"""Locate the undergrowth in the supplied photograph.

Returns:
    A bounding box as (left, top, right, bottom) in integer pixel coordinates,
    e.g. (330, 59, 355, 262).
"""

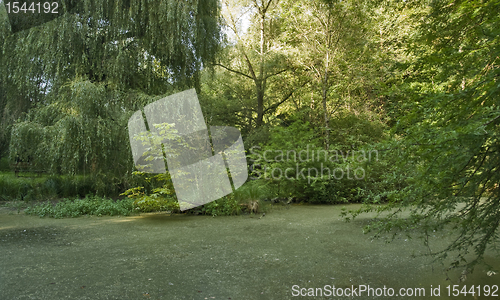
(24, 195, 134, 218)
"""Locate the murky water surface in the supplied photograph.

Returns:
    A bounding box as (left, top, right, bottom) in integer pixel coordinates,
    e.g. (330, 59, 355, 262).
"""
(1, 204, 498, 299)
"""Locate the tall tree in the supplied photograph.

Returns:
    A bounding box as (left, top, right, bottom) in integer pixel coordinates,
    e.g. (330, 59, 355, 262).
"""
(281, 0, 375, 148)
(216, 0, 307, 128)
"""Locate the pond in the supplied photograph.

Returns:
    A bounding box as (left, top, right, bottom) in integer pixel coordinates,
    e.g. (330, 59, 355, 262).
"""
(0, 204, 498, 299)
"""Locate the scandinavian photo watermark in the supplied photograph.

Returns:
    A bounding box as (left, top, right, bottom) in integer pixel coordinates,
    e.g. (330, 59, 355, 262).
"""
(249, 145, 379, 183)
(291, 284, 426, 297)
(127, 89, 248, 211)
(291, 284, 499, 297)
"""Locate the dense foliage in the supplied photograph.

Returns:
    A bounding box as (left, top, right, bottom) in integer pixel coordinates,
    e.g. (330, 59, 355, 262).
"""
(345, 0, 500, 271)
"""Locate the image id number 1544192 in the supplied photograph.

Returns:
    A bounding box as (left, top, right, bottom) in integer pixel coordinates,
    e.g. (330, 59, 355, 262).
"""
(5, 2, 58, 14)
(446, 285, 498, 297)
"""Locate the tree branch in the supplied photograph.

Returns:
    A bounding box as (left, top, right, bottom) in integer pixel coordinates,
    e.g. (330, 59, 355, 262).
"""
(241, 51, 258, 81)
(264, 68, 288, 80)
(214, 63, 254, 80)
(483, 114, 500, 126)
(264, 80, 311, 114)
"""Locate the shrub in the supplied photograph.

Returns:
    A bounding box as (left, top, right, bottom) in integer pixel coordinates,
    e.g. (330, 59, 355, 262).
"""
(196, 195, 242, 216)
(0, 173, 44, 200)
(233, 180, 272, 201)
(0, 172, 129, 200)
(121, 172, 181, 213)
(131, 195, 180, 213)
(0, 157, 9, 171)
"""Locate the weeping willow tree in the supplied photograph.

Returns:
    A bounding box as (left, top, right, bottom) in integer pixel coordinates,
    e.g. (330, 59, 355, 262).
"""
(0, 2, 11, 156)
(1, 0, 222, 183)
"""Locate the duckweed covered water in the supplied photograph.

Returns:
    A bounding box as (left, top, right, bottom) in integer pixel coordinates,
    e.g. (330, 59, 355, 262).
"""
(0, 204, 498, 299)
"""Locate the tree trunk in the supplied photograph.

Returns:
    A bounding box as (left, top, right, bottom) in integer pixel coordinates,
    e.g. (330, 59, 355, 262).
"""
(256, 10, 266, 127)
(323, 51, 330, 150)
(256, 84, 265, 127)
